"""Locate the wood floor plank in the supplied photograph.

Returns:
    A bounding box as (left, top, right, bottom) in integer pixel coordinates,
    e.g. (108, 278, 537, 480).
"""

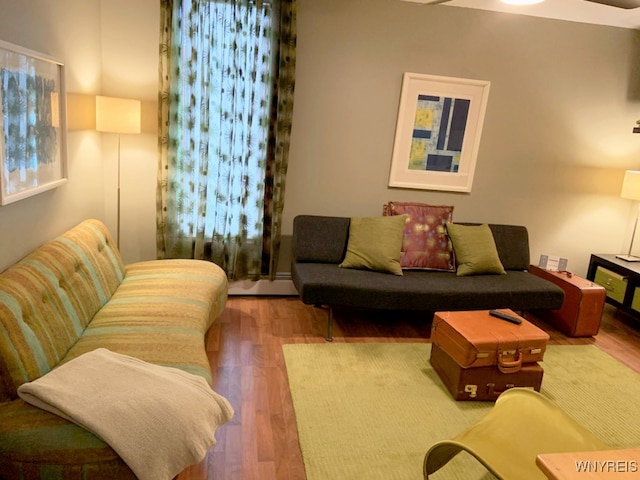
(175, 296, 640, 480)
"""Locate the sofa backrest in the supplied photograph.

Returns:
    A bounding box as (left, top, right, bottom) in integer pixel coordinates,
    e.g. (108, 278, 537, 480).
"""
(0, 219, 124, 400)
(485, 224, 530, 271)
(292, 215, 530, 271)
(292, 215, 351, 264)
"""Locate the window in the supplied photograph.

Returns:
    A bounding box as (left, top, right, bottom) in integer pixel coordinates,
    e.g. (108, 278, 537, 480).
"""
(158, 0, 296, 280)
(170, 0, 274, 239)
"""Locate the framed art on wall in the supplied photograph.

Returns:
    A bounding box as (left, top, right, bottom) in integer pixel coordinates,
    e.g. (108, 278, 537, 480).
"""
(0, 39, 67, 206)
(388, 72, 490, 193)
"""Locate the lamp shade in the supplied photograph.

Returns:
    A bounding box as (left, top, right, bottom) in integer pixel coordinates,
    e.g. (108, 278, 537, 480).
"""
(96, 96, 141, 134)
(621, 170, 640, 201)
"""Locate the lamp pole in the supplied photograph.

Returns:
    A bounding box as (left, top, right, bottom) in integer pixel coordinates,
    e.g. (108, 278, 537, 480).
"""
(117, 134, 122, 249)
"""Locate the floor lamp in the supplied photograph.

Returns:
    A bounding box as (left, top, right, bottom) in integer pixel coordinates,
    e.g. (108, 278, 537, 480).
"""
(95, 96, 141, 249)
(617, 170, 640, 262)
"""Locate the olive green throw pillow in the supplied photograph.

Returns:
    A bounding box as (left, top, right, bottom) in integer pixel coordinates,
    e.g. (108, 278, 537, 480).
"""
(446, 223, 506, 276)
(339, 215, 408, 275)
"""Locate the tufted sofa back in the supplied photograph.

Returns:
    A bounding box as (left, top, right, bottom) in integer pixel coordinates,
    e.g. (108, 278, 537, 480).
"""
(0, 219, 124, 400)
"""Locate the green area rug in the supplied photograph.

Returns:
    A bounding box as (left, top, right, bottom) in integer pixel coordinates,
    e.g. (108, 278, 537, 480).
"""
(283, 343, 640, 480)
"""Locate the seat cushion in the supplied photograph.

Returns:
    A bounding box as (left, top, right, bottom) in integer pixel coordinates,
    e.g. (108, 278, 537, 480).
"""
(292, 262, 564, 312)
(63, 259, 227, 384)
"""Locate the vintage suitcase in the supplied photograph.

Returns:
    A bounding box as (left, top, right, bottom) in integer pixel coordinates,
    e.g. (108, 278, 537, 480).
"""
(430, 343, 544, 401)
(431, 310, 549, 373)
(529, 264, 606, 337)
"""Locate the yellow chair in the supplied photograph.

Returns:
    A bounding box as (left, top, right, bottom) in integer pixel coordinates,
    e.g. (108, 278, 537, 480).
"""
(423, 388, 610, 479)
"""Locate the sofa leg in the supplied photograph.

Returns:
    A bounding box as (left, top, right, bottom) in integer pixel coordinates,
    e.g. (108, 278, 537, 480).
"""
(326, 307, 334, 342)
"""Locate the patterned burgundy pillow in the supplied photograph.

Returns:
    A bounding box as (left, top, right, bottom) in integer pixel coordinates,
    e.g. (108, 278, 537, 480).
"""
(383, 201, 455, 271)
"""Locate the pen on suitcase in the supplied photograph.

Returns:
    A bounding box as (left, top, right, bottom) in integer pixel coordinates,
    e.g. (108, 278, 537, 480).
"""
(489, 309, 522, 325)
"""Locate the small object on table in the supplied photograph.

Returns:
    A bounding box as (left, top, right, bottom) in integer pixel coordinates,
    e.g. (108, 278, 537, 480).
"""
(489, 309, 522, 324)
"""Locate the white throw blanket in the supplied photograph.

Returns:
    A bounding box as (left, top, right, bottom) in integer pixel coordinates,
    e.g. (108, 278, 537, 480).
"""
(18, 348, 234, 480)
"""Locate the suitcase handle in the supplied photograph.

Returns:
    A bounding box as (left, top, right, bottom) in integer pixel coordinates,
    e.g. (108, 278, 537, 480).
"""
(497, 350, 522, 373)
(487, 383, 515, 396)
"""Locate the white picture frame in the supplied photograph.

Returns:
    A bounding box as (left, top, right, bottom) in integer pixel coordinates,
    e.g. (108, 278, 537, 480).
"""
(0, 39, 67, 206)
(388, 72, 490, 193)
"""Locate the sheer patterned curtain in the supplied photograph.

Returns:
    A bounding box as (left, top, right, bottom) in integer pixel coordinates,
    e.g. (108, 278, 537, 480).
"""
(157, 0, 296, 280)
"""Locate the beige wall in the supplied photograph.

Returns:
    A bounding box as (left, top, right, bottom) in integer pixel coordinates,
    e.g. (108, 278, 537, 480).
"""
(0, 0, 103, 272)
(1, 0, 640, 278)
(0, 0, 158, 270)
(99, 0, 159, 265)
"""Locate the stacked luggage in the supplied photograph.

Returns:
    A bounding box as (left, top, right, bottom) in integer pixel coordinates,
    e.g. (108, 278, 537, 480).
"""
(430, 309, 550, 401)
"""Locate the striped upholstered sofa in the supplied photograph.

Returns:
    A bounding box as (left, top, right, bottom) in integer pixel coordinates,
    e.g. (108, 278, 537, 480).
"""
(0, 219, 229, 479)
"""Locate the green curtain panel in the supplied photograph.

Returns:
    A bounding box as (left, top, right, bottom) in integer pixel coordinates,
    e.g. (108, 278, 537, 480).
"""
(157, 0, 296, 281)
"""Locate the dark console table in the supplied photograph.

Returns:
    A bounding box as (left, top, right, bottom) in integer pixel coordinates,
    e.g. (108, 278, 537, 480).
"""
(587, 254, 640, 321)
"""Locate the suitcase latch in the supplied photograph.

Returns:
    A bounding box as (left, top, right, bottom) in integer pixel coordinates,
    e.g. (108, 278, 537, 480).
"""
(464, 385, 478, 398)
(530, 347, 542, 355)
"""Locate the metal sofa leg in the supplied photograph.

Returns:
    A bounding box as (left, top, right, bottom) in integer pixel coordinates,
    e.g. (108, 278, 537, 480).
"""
(326, 307, 334, 342)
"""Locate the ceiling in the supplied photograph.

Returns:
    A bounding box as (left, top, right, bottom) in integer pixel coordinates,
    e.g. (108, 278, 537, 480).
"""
(401, 0, 640, 29)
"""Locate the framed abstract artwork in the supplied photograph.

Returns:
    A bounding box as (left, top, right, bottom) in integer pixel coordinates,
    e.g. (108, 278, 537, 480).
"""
(0, 39, 67, 206)
(389, 72, 490, 192)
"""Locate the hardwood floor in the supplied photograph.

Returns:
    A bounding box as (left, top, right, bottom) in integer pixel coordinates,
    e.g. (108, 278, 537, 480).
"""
(176, 297, 640, 480)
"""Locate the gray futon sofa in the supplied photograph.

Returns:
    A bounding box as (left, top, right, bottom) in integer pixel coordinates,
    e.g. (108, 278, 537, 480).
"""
(291, 215, 564, 340)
